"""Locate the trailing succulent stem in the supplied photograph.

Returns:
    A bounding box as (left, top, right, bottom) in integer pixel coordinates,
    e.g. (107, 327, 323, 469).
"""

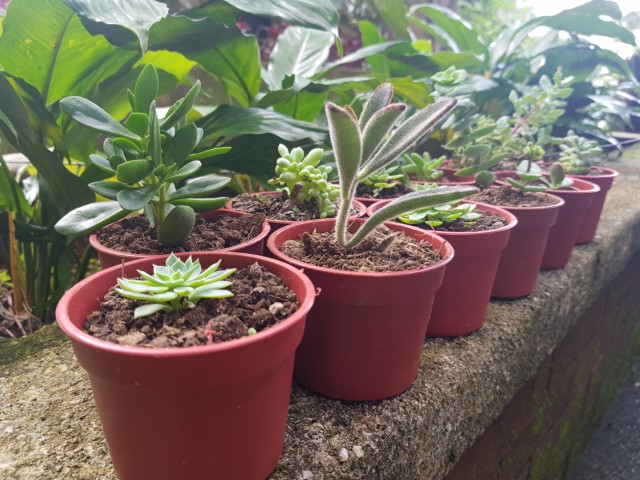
(504, 159, 573, 193)
(325, 83, 477, 249)
(55, 64, 231, 246)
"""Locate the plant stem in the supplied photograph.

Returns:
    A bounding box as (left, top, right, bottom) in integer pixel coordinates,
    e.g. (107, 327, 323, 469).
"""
(8, 212, 23, 313)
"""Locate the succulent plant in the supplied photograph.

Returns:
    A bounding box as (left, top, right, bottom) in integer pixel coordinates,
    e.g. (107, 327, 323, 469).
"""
(358, 165, 405, 197)
(557, 130, 603, 174)
(325, 83, 477, 249)
(55, 64, 231, 246)
(116, 253, 236, 319)
(399, 152, 445, 182)
(267, 144, 339, 218)
(504, 160, 573, 193)
(398, 202, 482, 228)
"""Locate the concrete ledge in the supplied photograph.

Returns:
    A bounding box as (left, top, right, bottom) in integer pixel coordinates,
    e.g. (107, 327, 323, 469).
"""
(1, 148, 640, 480)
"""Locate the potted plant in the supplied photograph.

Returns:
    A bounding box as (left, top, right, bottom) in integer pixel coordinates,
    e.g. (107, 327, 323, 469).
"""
(367, 196, 517, 336)
(54, 65, 269, 268)
(56, 251, 315, 479)
(225, 144, 366, 231)
(468, 170, 565, 298)
(557, 131, 618, 244)
(267, 84, 477, 400)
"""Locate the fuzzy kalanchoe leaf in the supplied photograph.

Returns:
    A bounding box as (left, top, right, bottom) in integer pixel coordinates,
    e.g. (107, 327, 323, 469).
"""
(326, 83, 467, 249)
(116, 253, 236, 319)
(55, 64, 231, 245)
(268, 144, 339, 218)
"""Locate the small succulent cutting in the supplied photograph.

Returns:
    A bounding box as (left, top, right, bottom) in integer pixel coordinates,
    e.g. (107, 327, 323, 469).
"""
(399, 152, 445, 182)
(398, 202, 482, 228)
(268, 144, 339, 218)
(504, 159, 573, 193)
(55, 64, 231, 246)
(358, 165, 405, 197)
(116, 253, 236, 319)
(326, 83, 477, 249)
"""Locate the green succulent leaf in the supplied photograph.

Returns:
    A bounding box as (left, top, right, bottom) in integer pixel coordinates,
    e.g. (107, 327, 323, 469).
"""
(171, 197, 229, 212)
(125, 112, 150, 137)
(164, 123, 198, 167)
(133, 303, 169, 319)
(361, 103, 407, 163)
(187, 147, 232, 161)
(112, 137, 143, 156)
(117, 184, 161, 211)
(116, 159, 154, 184)
(167, 174, 231, 201)
(359, 83, 394, 129)
(163, 161, 202, 183)
(134, 64, 159, 114)
(109, 154, 127, 170)
(90, 181, 131, 200)
(54, 201, 130, 236)
(160, 80, 201, 130)
(445, 125, 497, 149)
(88, 154, 116, 174)
(149, 100, 162, 167)
(60, 96, 140, 140)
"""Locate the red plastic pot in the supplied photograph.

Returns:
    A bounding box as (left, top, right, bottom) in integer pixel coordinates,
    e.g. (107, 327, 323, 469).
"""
(367, 200, 517, 336)
(485, 189, 565, 298)
(90, 209, 270, 269)
(267, 218, 453, 401)
(225, 191, 366, 228)
(568, 167, 618, 244)
(541, 178, 599, 269)
(56, 252, 315, 480)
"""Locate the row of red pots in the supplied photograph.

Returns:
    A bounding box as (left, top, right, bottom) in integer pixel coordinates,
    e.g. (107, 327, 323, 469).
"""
(56, 169, 616, 479)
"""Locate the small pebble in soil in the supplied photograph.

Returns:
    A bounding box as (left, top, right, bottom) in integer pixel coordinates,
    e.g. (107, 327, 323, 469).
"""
(353, 445, 364, 458)
(302, 471, 314, 480)
(339, 448, 349, 462)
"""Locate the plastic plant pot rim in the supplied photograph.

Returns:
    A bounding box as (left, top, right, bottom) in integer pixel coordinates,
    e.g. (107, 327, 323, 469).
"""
(266, 218, 455, 279)
(568, 167, 619, 180)
(225, 192, 367, 221)
(546, 177, 600, 195)
(366, 199, 519, 237)
(56, 251, 315, 358)
(89, 209, 271, 262)
(490, 184, 567, 212)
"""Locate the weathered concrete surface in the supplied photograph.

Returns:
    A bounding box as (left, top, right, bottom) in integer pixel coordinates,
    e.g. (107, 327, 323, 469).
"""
(1, 149, 639, 480)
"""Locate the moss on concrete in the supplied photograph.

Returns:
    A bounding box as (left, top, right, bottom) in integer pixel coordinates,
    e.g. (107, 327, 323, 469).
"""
(1, 148, 640, 479)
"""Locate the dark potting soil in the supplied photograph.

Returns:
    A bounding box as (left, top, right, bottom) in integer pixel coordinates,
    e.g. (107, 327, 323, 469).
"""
(355, 182, 414, 199)
(469, 185, 559, 208)
(280, 226, 441, 272)
(232, 192, 328, 221)
(84, 263, 299, 348)
(434, 212, 507, 232)
(96, 213, 265, 255)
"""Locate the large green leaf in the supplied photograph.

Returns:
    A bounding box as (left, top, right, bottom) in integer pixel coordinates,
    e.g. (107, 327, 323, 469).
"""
(372, 0, 409, 41)
(264, 26, 334, 91)
(409, 4, 487, 58)
(148, 12, 260, 106)
(54, 201, 129, 236)
(222, 0, 339, 35)
(197, 105, 327, 144)
(61, 0, 168, 52)
(0, 0, 137, 106)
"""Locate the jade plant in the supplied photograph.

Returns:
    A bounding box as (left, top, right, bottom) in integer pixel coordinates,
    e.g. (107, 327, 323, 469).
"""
(557, 130, 603, 174)
(55, 64, 231, 246)
(325, 83, 477, 249)
(267, 144, 339, 218)
(116, 253, 236, 319)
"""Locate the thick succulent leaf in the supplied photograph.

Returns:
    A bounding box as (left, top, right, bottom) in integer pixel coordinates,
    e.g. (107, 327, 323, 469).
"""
(190, 288, 234, 303)
(164, 123, 198, 167)
(88, 154, 115, 174)
(444, 125, 497, 149)
(359, 99, 457, 179)
(163, 161, 202, 183)
(171, 197, 229, 212)
(361, 103, 407, 163)
(117, 278, 168, 294)
(345, 186, 478, 248)
(455, 153, 508, 177)
(116, 159, 154, 184)
(264, 26, 334, 91)
(359, 83, 394, 129)
(54, 201, 129, 236)
(325, 103, 362, 189)
(134, 64, 159, 114)
(61, 0, 169, 52)
(90, 181, 131, 200)
(167, 174, 231, 201)
(187, 147, 231, 161)
(149, 100, 162, 167)
(133, 303, 169, 319)
(117, 184, 161, 211)
(60, 96, 140, 140)
(160, 80, 201, 129)
(125, 113, 150, 137)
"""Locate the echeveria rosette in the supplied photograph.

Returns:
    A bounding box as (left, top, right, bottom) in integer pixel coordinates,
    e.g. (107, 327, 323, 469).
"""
(400, 152, 445, 182)
(54, 64, 231, 246)
(268, 144, 339, 218)
(557, 130, 603, 175)
(399, 203, 483, 228)
(325, 83, 478, 249)
(116, 253, 236, 319)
